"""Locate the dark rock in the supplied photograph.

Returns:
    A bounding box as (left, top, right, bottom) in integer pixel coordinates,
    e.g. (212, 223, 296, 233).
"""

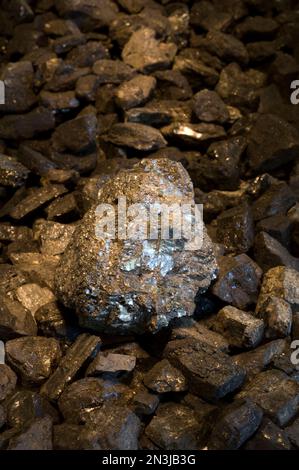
(50, 151, 97, 175)
(10, 252, 60, 290)
(173, 55, 219, 87)
(201, 31, 249, 66)
(45, 64, 90, 92)
(0, 61, 37, 113)
(145, 403, 201, 450)
(192, 89, 229, 124)
(252, 182, 296, 222)
(0, 155, 29, 188)
(132, 389, 159, 416)
(76, 74, 100, 101)
(161, 122, 226, 146)
(233, 339, 286, 379)
(285, 418, 299, 448)
(0, 107, 55, 140)
(212, 254, 262, 309)
(253, 232, 299, 272)
(143, 359, 187, 394)
(247, 41, 277, 63)
(212, 306, 264, 349)
(17, 144, 58, 177)
(256, 215, 292, 248)
(44, 168, 80, 185)
(237, 370, 299, 426)
(34, 220, 75, 256)
(207, 399, 263, 450)
(0, 295, 37, 340)
(14, 283, 55, 316)
(236, 16, 279, 40)
(43, 19, 81, 37)
(9, 185, 68, 220)
(115, 75, 156, 110)
(35, 302, 68, 338)
(0, 405, 5, 430)
(40, 90, 80, 110)
(45, 193, 80, 222)
(247, 114, 299, 173)
(52, 34, 86, 55)
(8, 417, 53, 450)
(5, 336, 62, 385)
(215, 204, 254, 254)
(245, 418, 291, 450)
(164, 338, 245, 401)
(55, 159, 217, 335)
(55, 0, 118, 31)
(86, 352, 136, 377)
(216, 63, 266, 110)
(93, 59, 136, 84)
(171, 318, 229, 352)
(67, 41, 108, 67)
(126, 99, 192, 126)
(154, 70, 192, 101)
(190, 1, 233, 31)
(6, 390, 59, 429)
(255, 296, 292, 339)
(122, 27, 177, 73)
(0, 224, 32, 243)
(52, 114, 97, 154)
(41, 334, 101, 401)
(105, 123, 167, 151)
(0, 364, 17, 402)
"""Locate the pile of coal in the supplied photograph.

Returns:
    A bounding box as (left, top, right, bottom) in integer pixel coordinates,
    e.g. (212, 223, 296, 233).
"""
(0, 0, 299, 452)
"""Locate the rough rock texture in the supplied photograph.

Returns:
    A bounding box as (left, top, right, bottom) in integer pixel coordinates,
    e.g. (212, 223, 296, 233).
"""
(55, 159, 217, 334)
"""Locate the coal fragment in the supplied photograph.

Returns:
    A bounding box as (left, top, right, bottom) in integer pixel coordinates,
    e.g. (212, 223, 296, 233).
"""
(245, 418, 291, 450)
(0, 364, 17, 402)
(0, 295, 37, 340)
(55, 159, 217, 335)
(17, 144, 58, 177)
(161, 122, 226, 146)
(8, 417, 53, 450)
(52, 114, 97, 154)
(45, 193, 80, 222)
(41, 334, 101, 401)
(93, 59, 136, 84)
(133, 389, 159, 416)
(255, 297, 292, 339)
(0, 155, 29, 188)
(15, 283, 55, 317)
(35, 302, 68, 338)
(10, 252, 60, 290)
(5, 336, 62, 385)
(164, 338, 245, 401)
(236, 16, 279, 40)
(154, 70, 192, 101)
(253, 231, 299, 272)
(257, 215, 292, 248)
(40, 90, 80, 110)
(285, 418, 299, 448)
(0, 61, 37, 113)
(237, 370, 299, 426)
(55, 0, 118, 31)
(115, 75, 156, 110)
(252, 182, 296, 222)
(216, 204, 254, 254)
(105, 123, 167, 151)
(9, 185, 67, 220)
(0, 107, 55, 140)
(122, 27, 177, 73)
(212, 254, 262, 309)
(0, 405, 5, 430)
(86, 353, 136, 377)
(67, 41, 108, 67)
(213, 306, 264, 349)
(201, 31, 249, 66)
(145, 403, 201, 450)
(171, 318, 229, 352)
(257, 267, 299, 313)
(207, 399, 263, 450)
(192, 89, 229, 124)
(173, 55, 219, 87)
(190, 1, 233, 31)
(143, 359, 187, 394)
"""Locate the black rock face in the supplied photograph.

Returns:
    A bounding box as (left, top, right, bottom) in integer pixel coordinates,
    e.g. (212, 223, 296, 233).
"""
(0, 0, 299, 452)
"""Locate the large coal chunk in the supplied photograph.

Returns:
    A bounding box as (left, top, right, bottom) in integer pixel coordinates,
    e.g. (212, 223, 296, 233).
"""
(52, 114, 97, 154)
(256, 266, 299, 312)
(143, 359, 187, 394)
(247, 114, 299, 173)
(0, 61, 37, 113)
(164, 338, 245, 401)
(8, 417, 53, 450)
(105, 123, 167, 151)
(245, 418, 291, 450)
(0, 107, 55, 140)
(0, 295, 37, 340)
(55, 159, 217, 335)
(215, 204, 254, 254)
(5, 336, 62, 385)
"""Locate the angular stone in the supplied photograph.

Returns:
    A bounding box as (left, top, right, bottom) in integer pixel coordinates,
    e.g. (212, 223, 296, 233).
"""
(34, 220, 76, 256)
(190, 1, 233, 31)
(255, 296, 292, 339)
(145, 403, 201, 450)
(132, 389, 159, 416)
(192, 89, 229, 124)
(253, 232, 299, 272)
(212, 254, 262, 309)
(164, 338, 245, 401)
(105, 123, 167, 151)
(8, 417, 53, 450)
(0, 405, 5, 430)
(252, 182, 296, 221)
(15, 283, 55, 316)
(5, 336, 62, 385)
(161, 122, 225, 145)
(247, 41, 276, 63)
(55, 159, 217, 335)
(201, 31, 249, 65)
(67, 41, 108, 67)
(122, 27, 177, 73)
(41, 334, 101, 401)
(285, 418, 299, 448)
(0, 295, 37, 340)
(143, 359, 187, 394)
(35, 302, 67, 338)
(0, 107, 55, 140)
(257, 215, 292, 248)
(45, 193, 80, 222)
(213, 306, 264, 349)
(45, 64, 90, 92)
(154, 70, 192, 101)
(245, 418, 291, 450)
(10, 252, 60, 290)
(0, 224, 32, 243)
(52, 33, 86, 55)
(216, 63, 266, 109)
(171, 318, 229, 352)
(6, 390, 59, 429)
(0, 364, 17, 402)
(237, 370, 299, 426)
(237, 16, 279, 39)
(0, 155, 29, 188)
(173, 55, 219, 87)
(216, 204, 254, 254)
(207, 399, 263, 450)
(126, 99, 192, 126)
(55, 0, 118, 30)
(43, 18, 81, 37)
(40, 90, 80, 110)
(86, 352, 136, 377)
(0, 61, 37, 113)
(52, 114, 97, 154)
(93, 59, 136, 84)
(247, 114, 299, 172)
(115, 75, 156, 110)
(17, 144, 58, 177)
(9, 185, 67, 220)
